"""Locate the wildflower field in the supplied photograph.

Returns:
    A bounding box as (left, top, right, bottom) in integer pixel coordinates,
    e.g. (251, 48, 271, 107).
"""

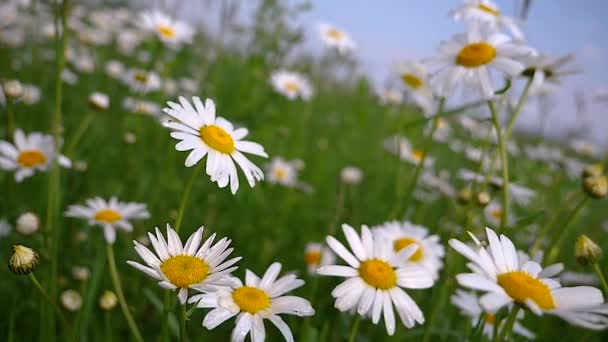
(1, 0, 608, 341)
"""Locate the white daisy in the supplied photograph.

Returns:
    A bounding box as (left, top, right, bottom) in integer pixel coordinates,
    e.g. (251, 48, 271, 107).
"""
(304, 242, 336, 275)
(270, 70, 313, 101)
(127, 224, 241, 304)
(483, 201, 514, 228)
(140, 10, 194, 47)
(450, 227, 608, 330)
(377, 88, 403, 106)
(162, 96, 268, 194)
(372, 221, 445, 281)
(318, 23, 355, 54)
(65, 197, 150, 244)
(521, 53, 580, 90)
(0, 129, 70, 182)
(189, 262, 315, 341)
(266, 157, 302, 188)
(317, 224, 434, 335)
(429, 22, 534, 99)
(0, 219, 11, 238)
(451, 290, 535, 339)
(395, 60, 436, 116)
(384, 135, 434, 167)
(450, 0, 525, 40)
(123, 68, 161, 94)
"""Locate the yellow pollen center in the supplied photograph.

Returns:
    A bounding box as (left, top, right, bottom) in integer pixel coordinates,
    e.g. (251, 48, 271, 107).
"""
(199, 125, 235, 154)
(411, 149, 424, 162)
(17, 150, 46, 168)
(478, 4, 500, 16)
(94, 209, 122, 223)
(359, 259, 396, 290)
(284, 81, 300, 93)
(160, 255, 209, 288)
(401, 74, 423, 89)
(327, 28, 343, 40)
(456, 43, 497, 68)
(134, 72, 148, 83)
(485, 313, 496, 325)
(491, 209, 503, 220)
(393, 238, 424, 262)
(157, 25, 175, 38)
(274, 167, 287, 180)
(497, 271, 555, 310)
(304, 251, 322, 265)
(232, 286, 271, 314)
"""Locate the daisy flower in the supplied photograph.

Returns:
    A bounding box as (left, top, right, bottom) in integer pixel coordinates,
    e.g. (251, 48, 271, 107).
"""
(265, 157, 302, 188)
(450, 227, 608, 330)
(127, 224, 241, 304)
(162, 96, 268, 194)
(318, 23, 355, 54)
(123, 68, 161, 94)
(451, 290, 535, 339)
(521, 53, 581, 90)
(429, 23, 534, 99)
(0, 129, 70, 182)
(304, 242, 336, 275)
(450, 0, 525, 40)
(140, 10, 194, 47)
(372, 221, 445, 281)
(318, 224, 434, 335)
(270, 70, 313, 101)
(189, 262, 315, 341)
(65, 197, 150, 244)
(377, 88, 403, 106)
(396, 60, 436, 115)
(384, 135, 434, 168)
(483, 201, 514, 228)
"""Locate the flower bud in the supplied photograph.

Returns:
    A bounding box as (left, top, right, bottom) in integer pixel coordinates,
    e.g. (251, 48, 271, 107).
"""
(582, 163, 604, 179)
(60, 289, 83, 312)
(457, 187, 472, 205)
(3, 79, 23, 99)
(8, 245, 39, 275)
(340, 166, 363, 185)
(583, 175, 607, 199)
(16, 212, 39, 235)
(88, 92, 109, 111)
(575, 234, 602, 265)
(475, 191, 490, 207)
(72, 266, 90, 281)
(99, 290, 118, 310)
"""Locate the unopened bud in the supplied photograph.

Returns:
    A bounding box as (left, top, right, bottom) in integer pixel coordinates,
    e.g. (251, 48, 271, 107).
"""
(575, 234, 602, 265)
(458, 188, 472, 205)
(99, 290, 118, 310)
(16, 212, 39, 235)
(582, 164, 604, 179)
(583, 175, 607, 199)
(8, 245, 39, 275)
(4, 79, 23, 99)
(88, 92, 109, 111)
(476, 192, 490, 207)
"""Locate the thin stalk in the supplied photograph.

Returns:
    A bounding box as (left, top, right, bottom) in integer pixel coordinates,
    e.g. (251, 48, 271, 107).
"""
(174, 162, 203, 233)
(422, 248, 455, 342)
(545, 197, 589, 265)
(106, 244, 144, 342)
(504, 78, 533, 140)
(28, 273, 76, 342)
(64, 111, 95, 158)
(328, 181, 345, 235)
(488, 101, 510, 231)
(347, 315, 361, 342)
(179, 304, 188, 342)
(5, 97, 15, 138)
(593, 263, 608, 296)
(530, 191, 576, 255)
(104, 312, 112, 342)
(495, 306, 520, 342)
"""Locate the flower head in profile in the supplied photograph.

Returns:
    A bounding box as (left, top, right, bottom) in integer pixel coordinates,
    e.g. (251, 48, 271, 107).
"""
(429, 23, 534, 99)
(451, 0, 525, 40)
(520, 53, 581, 90)
(189, 262, 314, 341)
(304, 242, 335, 275)
(395, 60, 436, 116)
(318, 23, 355, 54)
(318, 224, 434, 335)
(483, 201, 514, 228)
(123, 68, 161, 94)
(65, 197, 150, 244)
(450, 227, 608, 330)
(384, 136, 434, 168)
(270, 70, 313, 101)
(140, 10, 194, 47)
(0, 129, 70, 182)
(128, 225, 241, 304)
(163, 96, 268, 194)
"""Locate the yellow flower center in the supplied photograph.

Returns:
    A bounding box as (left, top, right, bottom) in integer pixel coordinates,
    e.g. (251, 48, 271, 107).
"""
(393, 238, 424, 262)
(17, 150, 47, 168)
(200, 125, 235, 154)
(497, 271, 555, 310)
(456, 43, 497, 68)
(359, 259, 397, 290)
(491, 209, 503, 220)
(411, 149, 424, 162)
(401, 74, 423, 89)
(284, 81, 300, 93)
(304, 251, 322, 265)
(160, 255, 210, 288)
(274, 167, 287, 180)
(94, 209, 122, 223)
(478, 4, 500, 16)
(157, 24, 175, 38)
(485, 313, 496, 325)
(232, 286, 271, 314)
(134, 72, 148, 83)
(327, 28, 343, 40)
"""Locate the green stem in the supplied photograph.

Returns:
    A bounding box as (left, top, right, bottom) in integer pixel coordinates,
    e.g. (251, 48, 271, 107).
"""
(106, 244, 143, 342)
(174, 162, 203, 233)
(488, 101, 510, 231)
(64, 112, 95, 158)
(179, 304, 188, 342)
(422, 248, 455, 342)
(495, 306, 520, 342)
(28, 273, 76, 342)
(5, 97, 15, 138)
(545, 197, 589, 265)
(504, 78, 533, 140)
(347, 315, 361, 342)
(530, 191, 576, 255)
(593, 263, 608, 296)
(104, 312, 112, 342)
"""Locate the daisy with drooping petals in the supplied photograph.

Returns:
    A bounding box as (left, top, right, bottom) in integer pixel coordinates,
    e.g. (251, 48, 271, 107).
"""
(65, 197, 150, 244)
(318, 23, 355, 54)
(162, 96, 268, 194)
(384, 135, 434, 168)
(395, 60, 436, 116)
(372, 221, 444, 281)
(140, 10, 194, 47)
(451, 290, 535, 339)
(520, 53, 580, 90)
(0, 129, 70, 182)
(128, 224, 241, 304)
(189, 262, 315, 341)
(304, 242, 335, 275)
(450, 227, 608, 330)
(318, 224, 434, 335)
(270, 70, 313, 101)
(451, 0, 525, 40)
(429, 23, 534, 99)
(123, 68, 161, 94)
